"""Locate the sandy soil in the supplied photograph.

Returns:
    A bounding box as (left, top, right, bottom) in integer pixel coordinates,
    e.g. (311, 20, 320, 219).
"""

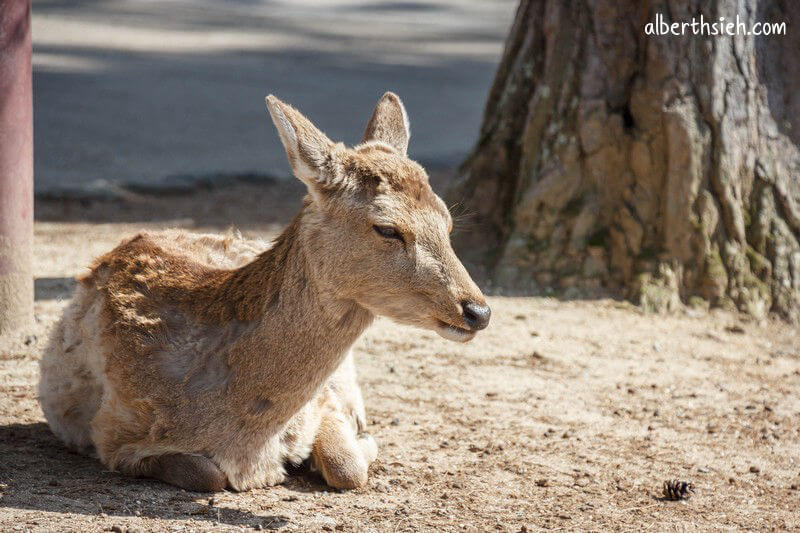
(1, 181, 799, 531)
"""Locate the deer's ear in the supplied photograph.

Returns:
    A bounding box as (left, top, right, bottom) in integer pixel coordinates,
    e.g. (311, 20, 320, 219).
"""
(265, 95, 343, 200)
(360, 92, 410, 155)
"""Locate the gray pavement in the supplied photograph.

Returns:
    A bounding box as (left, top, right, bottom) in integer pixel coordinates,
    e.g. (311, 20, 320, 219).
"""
(32, 0, 516, 194)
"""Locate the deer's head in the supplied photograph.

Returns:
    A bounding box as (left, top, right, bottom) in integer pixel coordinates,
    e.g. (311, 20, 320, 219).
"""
(266, 92, 490, 342)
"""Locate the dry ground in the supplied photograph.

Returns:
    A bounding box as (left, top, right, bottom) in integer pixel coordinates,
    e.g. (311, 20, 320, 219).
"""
(1, 181, 799, 531)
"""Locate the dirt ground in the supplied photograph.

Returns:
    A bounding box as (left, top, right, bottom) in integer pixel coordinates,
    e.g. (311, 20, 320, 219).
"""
(1, 180, 799, 531)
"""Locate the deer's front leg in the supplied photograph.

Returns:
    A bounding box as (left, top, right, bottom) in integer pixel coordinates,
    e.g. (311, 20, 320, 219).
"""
(311, 408, 377, 489)
(311, 352, 378, 489)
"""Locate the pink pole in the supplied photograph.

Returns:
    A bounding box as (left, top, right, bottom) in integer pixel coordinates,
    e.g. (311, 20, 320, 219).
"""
(0, 0, 33, 336)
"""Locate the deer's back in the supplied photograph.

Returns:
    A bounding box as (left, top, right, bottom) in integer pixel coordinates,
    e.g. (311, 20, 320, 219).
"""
(76, 230, 273, 447)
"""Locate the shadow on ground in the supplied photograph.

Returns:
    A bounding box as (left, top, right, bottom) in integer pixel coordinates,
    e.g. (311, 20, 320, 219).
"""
(0, 422, 336, 529)
(35, 277, 76, 301)
(33, 0, 515, 195)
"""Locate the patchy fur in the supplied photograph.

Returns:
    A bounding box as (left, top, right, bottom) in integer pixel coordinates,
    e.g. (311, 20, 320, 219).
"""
(39, 92, 488, 491)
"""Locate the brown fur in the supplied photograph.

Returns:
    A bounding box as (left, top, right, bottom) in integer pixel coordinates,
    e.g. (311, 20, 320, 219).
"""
(39, 92, 489, 492)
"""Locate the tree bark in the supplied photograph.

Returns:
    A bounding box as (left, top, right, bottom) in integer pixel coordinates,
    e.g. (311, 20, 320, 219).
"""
(452, 0, 800, 320)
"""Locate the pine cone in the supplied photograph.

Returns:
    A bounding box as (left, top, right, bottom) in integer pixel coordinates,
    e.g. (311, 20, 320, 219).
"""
(662, 479, 695, 500)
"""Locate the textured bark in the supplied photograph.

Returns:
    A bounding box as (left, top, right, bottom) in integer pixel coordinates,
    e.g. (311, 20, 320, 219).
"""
(453, 0, 800, 320)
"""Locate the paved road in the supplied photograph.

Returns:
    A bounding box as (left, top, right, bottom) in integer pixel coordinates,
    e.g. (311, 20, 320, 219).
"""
(32, 0, 516, 194)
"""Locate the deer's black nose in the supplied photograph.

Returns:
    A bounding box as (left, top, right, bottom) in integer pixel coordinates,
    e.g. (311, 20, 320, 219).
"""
(462, 300, 491, 331)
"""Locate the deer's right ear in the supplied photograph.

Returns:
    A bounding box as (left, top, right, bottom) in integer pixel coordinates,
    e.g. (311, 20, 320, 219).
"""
(360, 92, 410, 155)
(265, 95, 343, 201)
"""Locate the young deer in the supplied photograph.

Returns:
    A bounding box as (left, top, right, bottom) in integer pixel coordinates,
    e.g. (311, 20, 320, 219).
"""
(39, 92, 491, 492)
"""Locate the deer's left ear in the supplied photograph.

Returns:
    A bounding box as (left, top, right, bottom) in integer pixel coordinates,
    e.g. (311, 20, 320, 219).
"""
(265, 95, 345, 202)
(360, 92, 410, 155)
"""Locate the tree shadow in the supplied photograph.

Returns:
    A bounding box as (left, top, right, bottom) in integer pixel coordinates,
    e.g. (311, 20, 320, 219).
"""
(0, 422, 290, 529)
(32, 1, 514, 197)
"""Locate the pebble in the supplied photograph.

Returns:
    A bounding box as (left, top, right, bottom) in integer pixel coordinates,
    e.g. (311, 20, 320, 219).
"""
(749, 466, 760, 474)
(535, 479, 549, 487)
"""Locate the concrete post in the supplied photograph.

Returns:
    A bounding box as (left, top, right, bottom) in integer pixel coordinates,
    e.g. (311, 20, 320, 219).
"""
(0, 0, 33, 336)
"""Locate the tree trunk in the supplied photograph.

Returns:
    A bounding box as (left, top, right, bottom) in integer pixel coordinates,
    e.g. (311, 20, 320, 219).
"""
(452, 0, 800, 320)
(0, 0, 34, 336)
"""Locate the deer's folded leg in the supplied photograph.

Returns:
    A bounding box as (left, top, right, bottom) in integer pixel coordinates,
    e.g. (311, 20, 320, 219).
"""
(133, 453, 228, 492)
(312, 411, 370, 490)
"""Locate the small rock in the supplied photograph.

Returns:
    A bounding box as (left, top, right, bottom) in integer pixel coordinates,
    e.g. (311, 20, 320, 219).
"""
(390, 418, 400, 426)
(317, 514, 337, 530)
(207, 497, 215, 506)
(485, 392, 498, 398)
(652, 342, 662, 353)
(535, 479, 549, 487)
(110, 527, 123, 533)
(749, 466, 760, 474)
(725, 324, 745, 334)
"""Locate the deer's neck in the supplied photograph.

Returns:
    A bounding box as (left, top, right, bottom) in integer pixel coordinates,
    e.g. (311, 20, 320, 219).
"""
(203, 206, 372, 420)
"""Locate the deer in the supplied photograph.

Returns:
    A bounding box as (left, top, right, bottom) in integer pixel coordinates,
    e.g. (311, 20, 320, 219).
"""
(38, 92, 491, 492)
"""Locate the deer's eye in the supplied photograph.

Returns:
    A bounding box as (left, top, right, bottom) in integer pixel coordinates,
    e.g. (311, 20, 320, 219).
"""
(373, 225, 403, 242)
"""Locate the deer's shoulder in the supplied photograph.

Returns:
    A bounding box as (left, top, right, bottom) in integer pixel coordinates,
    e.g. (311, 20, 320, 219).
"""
(79, 230, 268, 335)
